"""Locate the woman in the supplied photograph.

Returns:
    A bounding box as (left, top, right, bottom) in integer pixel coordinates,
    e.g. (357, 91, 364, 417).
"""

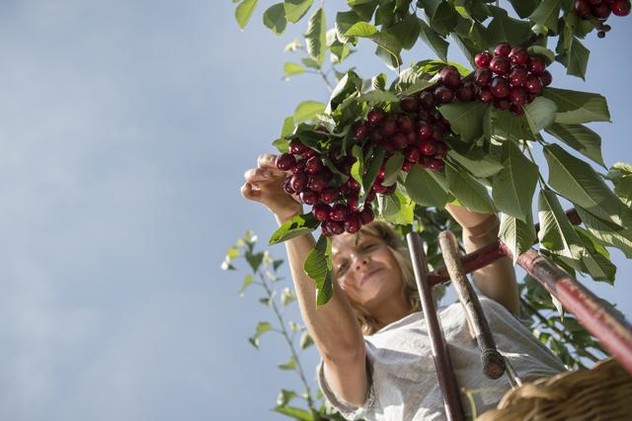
(241, 153, 564, 420)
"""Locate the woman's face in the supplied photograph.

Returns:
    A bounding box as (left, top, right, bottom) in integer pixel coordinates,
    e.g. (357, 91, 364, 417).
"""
(331, 231, 405, 311)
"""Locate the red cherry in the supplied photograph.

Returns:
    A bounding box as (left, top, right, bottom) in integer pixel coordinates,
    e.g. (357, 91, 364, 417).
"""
(329, 203, 349, 222)
(406, 147, 421, 164)
(474, 67, 493, 87)
(490, 76, 510, 98)
(528, 56, 547, 76)
(325, 220, 345, 235)
(478, 87, 494, 103)
(367, 109, 385, 125)
(540, 70, 553, 87)
(433, 85, 455, 104)
(474, 51, 493, 68)
(320, 186, 339, 204)
(524, 76, 543, 95)
(359, 206, 375, 224)
(612, 0, 631, 15)
(489, 56, 511, 76)
(417, 123, 433, 141)
(353, 121, 370, 140)
(313, 203, 331, 221)
(398, 115, 415, 133)
(418, 91, 435, 109)
(508, 67, 529, 87)
(307, 173, 329, 192)
(419, 141, 437, 156)
(304, 156, 324, 174)
(592, 3, 612, 18)
(400, 95, 420, 113)
(288, 139, 306, 155)
(299, 190, 319, 205)
(456, 83, 476, 102)
(344, 213, 362, 234)
(276, 153, 296, 171)
(508, 47, 529, 66)
(493, 42, 512, 57)
(508, 86, 528, 108)
(574, 0, 591, 18)
(439, 65, 461, 89)
(290, 173, 309, 193)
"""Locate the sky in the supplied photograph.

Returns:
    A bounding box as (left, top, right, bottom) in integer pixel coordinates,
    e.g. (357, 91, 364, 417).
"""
(0, 1, 630, 420)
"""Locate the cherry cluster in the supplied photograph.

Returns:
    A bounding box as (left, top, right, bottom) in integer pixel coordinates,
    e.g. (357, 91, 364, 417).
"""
(473, 42, 552, 116)
(574, 0, 631, 38)
(275, 140, 376, 236)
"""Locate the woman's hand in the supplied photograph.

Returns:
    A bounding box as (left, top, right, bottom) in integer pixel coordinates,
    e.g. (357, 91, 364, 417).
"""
(241, 153, 303, 225)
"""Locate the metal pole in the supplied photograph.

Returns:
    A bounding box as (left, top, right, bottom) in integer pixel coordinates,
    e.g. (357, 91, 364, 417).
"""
(407, 232, 464, 421)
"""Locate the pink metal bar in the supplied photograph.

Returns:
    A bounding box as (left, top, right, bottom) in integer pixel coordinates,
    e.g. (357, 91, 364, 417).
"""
(509, 246, 632, 376)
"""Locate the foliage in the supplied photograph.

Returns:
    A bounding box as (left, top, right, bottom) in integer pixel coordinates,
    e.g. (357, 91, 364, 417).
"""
(228, 0, 631, 418)
(222, 231, 346, 420)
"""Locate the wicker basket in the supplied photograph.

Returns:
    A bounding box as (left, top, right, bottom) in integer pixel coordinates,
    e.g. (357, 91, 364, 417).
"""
(477, 358, 632, 421)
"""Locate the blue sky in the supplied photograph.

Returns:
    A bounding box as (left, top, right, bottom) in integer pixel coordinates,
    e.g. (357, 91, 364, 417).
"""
(0, 1, 630, 420)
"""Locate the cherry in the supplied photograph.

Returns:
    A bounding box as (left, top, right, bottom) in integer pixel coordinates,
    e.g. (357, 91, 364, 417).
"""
(307, 173, 329, 192)
(367, 109, 385, 125)
(524, 76, 543, 95)
(612, 0, 631, 15)
(474, 67, 492, 87)
(478, 87, 494, 103)
(300, 190, 319, 205)
(326, 220, 345, 235)
(493, 97, 511, 111)
(391, 132, 408, 149)
(439, 65, 461, 89)
(574, 0, 592, 17)
(288, 139, 306, 155)
(290, 173, 309, 192)
(426, 159, 444, 171)
(419, 141, 437, 156)
(508, 47, 529, 66)
(398, 115, 415, 133)
(509, 87, 528, 108)
(433, 85, 455, 104)
(508, 66, 529, 87)
(353, 121, 370, 140)
(540, 70, 553, 87)
(490, 76, 510, 98)
(283, 178, 295, 195)
(489, 56, 511, 75)
(344, 213, 362, 234)
(474, 51, 492, 68)
(359, 206, 375, 225)
(329, 203, 349, 222)
(417, 123, 432, 141)
(276, 153, 296, 171)
(406, 146, 421, 164)
(304, 156, 324, 174)
(528, 56, 546, 76)
(312, 203, 331, 221)
(320, 186, 339, 204)
(418, 90, 435, 109)
(494, 42, 512, 57)
(380, 118, 398, 136)
(592, 3, 612, 18)
(400, 95, 420, 113)
(456, 83, 476, 102)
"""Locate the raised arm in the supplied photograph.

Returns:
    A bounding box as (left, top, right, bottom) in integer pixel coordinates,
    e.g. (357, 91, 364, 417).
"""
(241, 154, 369, 406)
(446, 204, 520, 316)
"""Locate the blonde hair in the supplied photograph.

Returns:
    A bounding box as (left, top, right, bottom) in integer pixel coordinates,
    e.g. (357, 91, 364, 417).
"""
(334, 220, 423, 335)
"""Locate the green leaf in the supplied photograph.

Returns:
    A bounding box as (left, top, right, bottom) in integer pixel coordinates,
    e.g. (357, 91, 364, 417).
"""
(576, 227, 616, 284)
(538, 189, 582, 259)
(293, 100, 325, 122)
(382, 152, 404, 186)
(544, 123, 604, 167)
(326, 70, 363, 113)
(487, 106, 534, 143)
(379, 190, 415, 225)
(248, 321, 272, 349)
(304, 234, 333, 305)
(499, 212, 536, 264)
(403, 164, 449, 207)
(238, 274, 254, 295)
(528, 0, 560, 31)
(284, 0, 313, 23)
(486, 7, 532, 46)
(235, 0, 259, 29)
(447, 149, 504, 179)
(492, 141, 538, 222)
(276, 389, 297, 406)
(304, 7, 326, 65)
(542, 88, 610, 125)
(299, 331, 314, 349)
(439, 102, 487, 143)
(420, 0, 459, 36)
(283, 62, 305, 78)
(544, 144, 625, 226)
(418, 19, 448, 61)
(263, 3, 287, 34)
(388, 13, 421, 50)
(575, 206, 632, 258)
(278, 356, 298, 370)
(359, 90, 400, 104)
(361, 148, 386, 196)
(608, 162, 632, 206)
(273, 406, 315, 420)
(372, 31, 403, 68)
(567, 36, 590, 80)
(269, 213, 320, 245)
(344, 21, 379, 37)
(507, 0, 539, 18)
(524, 96, 557, 134)
(335, 10, 363, 43)
(445, 161, 495, 213)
